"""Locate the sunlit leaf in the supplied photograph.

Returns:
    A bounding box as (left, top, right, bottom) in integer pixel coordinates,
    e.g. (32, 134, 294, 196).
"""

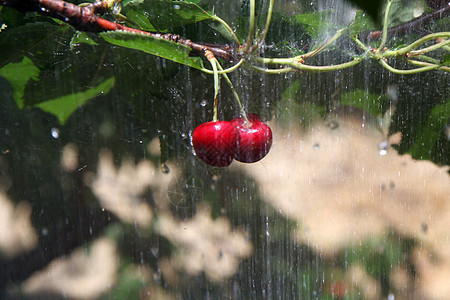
(100, 30, 205, 70)
(35, 77, 115, 124)
(0, 56, 40, 109)
(122, 0, 214, 32)
(409, 99, 450, 160)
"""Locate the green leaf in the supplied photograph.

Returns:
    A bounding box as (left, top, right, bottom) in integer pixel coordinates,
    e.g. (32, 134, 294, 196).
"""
(35, 77, 115, 124)
(409, 100, 450, 160)
(100, 30, 204, 70)
(339, 89, 387, 118)
(0, 22, 66, 68)
(443, 54, 450, 65)
(344, 0, 384, 22)
(70, 31, 99, 49)
(347, 10, 377, 38)
(0, 56, 40, 108)
(122, 0, 214, 32)
(287, 10, 338, 40)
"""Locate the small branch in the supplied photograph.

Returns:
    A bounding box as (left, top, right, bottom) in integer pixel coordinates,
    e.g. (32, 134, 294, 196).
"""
(360, 5, 450, 42)
(1, 0, 236, 61)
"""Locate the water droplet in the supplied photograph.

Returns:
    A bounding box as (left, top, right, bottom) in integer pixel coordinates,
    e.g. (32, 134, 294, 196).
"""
(139, 140, 143, 144)
(41, 227, 48, 236)
(181, 132, 187, 139)
(174, 4, 181, 9)
(200, 99, 208, 107)
(51, 128, 60, 139)
(113, 2, 122, 14)
(313, 143, 320, 150)
(161, 163, 170, 174)
(379, 141, 388, 156)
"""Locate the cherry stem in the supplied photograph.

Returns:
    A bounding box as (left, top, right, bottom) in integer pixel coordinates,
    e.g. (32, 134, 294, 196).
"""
(215, 59, 249, 123)
(256, 0, 274, 47)
(207, 54, 220, 122)
(241, 0, 256, 53)
(377, 0, 393, 54)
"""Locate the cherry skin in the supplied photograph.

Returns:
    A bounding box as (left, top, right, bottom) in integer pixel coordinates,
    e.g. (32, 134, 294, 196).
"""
(231, 113, 273, 163)
(192, 121, 239, 167)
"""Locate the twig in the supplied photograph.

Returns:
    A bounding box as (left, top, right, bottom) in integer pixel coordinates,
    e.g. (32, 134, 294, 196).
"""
(1, 0, 236, 61)
(360, 5, 450, 42)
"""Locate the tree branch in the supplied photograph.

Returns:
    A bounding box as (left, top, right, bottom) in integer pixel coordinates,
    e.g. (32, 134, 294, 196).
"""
(1, 0, 237, 61)
(360, 5, 450, 42)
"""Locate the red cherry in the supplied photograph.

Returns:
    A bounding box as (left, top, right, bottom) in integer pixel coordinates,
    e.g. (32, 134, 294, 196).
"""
(231, 113, 273, 163)
(192, 121, 239, 167)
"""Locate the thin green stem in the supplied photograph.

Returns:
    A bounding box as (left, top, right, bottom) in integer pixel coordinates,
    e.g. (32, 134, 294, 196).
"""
(250, 65, 293, 74)
(409, 39, 450, 57)
(383, 32, 450, 57)
(296, 28, 346, 60)
(377, 0, 393, 54)
(211, 15, 240, 45)
(414, 54, 443, 64)
(407, 59, 450, 72)
(257, 57, 363, 72)
(215, 59, 248, 122)
(209, 58, 220, 122)
(257, 0, 274, 46)
(379, 59, 442, 74)
(241, 0, 256, 53)
(200, 58, 245, 75)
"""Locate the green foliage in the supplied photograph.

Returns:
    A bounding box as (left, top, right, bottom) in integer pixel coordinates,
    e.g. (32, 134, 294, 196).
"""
(339, 89, 387, 118)
(35, 77, 115, 124)
(287, 10, 338, 40)
(100, 30, 205, 70)
(122, 0, 214, 32)
(408, 99, 450, 160)
(0, 22, 65, 68)
(344, 0, 384, 22)
(70, 31, 99, 49)
(347, 10, 377, 38)
(0, 56, 40, 108)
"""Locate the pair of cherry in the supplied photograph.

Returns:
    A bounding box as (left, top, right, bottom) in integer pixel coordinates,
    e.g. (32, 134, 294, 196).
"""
(193, 113, 272, 167)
